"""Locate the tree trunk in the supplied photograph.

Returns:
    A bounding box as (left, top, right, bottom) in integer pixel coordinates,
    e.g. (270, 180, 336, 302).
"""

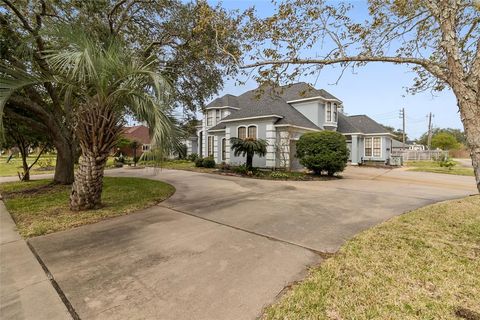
(457, 96, 480, 193)
(70, 102, 122, 211)
(246, 153, 253, 170)
(54, 141, 76, 185)
(70, 153, 108, 210)
(19, 146, 30, 181)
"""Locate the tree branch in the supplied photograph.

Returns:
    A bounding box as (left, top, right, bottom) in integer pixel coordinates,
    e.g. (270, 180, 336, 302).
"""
(242, 56, 448, 82)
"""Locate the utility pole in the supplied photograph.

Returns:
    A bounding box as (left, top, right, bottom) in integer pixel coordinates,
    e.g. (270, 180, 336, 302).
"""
(427, 112, 434, 150)
(399, 108, 406, 149)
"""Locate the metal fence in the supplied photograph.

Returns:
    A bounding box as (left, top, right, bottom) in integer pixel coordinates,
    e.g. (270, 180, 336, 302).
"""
(391, 150, 448, 161)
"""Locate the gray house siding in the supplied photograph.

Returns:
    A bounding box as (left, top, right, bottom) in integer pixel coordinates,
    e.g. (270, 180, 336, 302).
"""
(226, 119, 274, 167)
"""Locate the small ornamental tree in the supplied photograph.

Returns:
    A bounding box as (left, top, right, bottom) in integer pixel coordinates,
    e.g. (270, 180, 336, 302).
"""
(230, 137, 267, 170)
(296, 131, 349, 176)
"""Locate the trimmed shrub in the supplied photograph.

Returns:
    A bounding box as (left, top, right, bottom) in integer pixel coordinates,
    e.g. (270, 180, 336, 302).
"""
(296, 131, 349, 176)
(232, 164, 248, 175)
(202, 156, 216, 168)
(188, 153, 199, 162)
(195, 157, 204, 167)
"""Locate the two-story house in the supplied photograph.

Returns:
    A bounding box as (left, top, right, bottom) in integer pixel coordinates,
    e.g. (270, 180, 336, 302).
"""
(195, 82, 395, 170)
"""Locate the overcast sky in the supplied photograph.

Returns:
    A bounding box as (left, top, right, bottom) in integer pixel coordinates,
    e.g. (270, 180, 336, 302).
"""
(203, 0, 463, 139)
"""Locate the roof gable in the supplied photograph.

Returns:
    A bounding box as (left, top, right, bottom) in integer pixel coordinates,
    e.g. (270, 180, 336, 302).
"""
(337, 114, 391, 134)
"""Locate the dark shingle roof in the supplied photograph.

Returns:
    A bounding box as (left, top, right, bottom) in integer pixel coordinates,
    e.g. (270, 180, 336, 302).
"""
(205, 94, 239, 109)
(275, 82, 340, 101)
(205, 82, 339, 131)
(337, 114, 391, 134)
(208, 123, 226, 131)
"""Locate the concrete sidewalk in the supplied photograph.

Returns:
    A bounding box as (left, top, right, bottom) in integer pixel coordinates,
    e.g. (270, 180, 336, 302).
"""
(0, 201, 72, 320)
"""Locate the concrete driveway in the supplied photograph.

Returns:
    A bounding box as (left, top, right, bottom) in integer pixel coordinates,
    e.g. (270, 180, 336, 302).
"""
(28, 167, 476, 320)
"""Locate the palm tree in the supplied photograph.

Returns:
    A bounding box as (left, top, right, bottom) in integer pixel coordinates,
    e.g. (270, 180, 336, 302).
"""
(1, 30, 178, 210)
(230, 137, 267, 170)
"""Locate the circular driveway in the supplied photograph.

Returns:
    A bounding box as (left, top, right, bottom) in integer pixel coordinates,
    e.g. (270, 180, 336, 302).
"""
(29, 166, 476, 319)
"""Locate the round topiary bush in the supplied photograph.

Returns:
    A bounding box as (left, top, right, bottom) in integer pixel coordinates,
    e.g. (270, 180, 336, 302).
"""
(296, 131, 349, 176)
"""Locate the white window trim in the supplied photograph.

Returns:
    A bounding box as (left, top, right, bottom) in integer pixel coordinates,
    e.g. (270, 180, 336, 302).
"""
(221, 138, 226, 161)
(247, 124, 258, 139)
(207, 135, 214, 156)
(237, 125, 247, 139)
(364, 136, 382, 159)
(325, 102, 332, 122)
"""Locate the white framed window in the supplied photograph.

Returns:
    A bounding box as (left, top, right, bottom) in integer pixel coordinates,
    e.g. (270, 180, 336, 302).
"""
(333, 103, 338, 122)
(221, 138, 226, 161)
(142, 144, 150, 151)
(326, 103, 332, 122)
(207, 111, 213, 126)
(373, 137, 381, 157)
(247, 125, 257, 139)
(365, 137, 382, 158)
(216, 109, 221, 123)
(207, 136, 214, 156)
(237, 126, 246, 139)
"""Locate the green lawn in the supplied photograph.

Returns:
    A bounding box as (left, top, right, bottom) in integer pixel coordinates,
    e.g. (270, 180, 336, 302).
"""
(406, 160, 474, 176)
(264, 195, 480, 320)
(0, 154, 56, 177)
(0, 177, 175, 238)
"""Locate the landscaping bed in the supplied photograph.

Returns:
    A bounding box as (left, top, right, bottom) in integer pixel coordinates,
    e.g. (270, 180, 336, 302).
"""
(0, 177, 175, 238)
(141, 160, 342, 181)
(263, 195, 480, 320)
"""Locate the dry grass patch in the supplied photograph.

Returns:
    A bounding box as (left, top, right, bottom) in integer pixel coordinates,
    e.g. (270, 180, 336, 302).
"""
(0, 177, 175, 238)
(264, 195, 480, 320)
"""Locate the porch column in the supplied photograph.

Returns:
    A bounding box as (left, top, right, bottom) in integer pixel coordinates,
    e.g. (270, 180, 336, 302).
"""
(351, 134, 359, 165)
(265, 124, 276, 168)
(213, 136, 218, 162)
(225, 127, 231, 163)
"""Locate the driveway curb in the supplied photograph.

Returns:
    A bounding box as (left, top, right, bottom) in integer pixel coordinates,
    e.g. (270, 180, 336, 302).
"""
(0, 200, 73, 320)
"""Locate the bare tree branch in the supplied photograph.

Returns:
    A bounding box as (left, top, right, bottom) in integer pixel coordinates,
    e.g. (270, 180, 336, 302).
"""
(242, 56, 448, 82)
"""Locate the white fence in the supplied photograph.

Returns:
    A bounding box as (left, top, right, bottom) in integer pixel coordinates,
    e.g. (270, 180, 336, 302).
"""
(391, 150, 448, 161)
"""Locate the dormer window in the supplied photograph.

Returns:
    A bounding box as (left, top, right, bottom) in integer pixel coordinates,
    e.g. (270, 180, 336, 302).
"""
(207, 110, 213, 126)
(326, 102, 338, 123)
(326, 103, 332, 122)
(216, 109, 221, 122)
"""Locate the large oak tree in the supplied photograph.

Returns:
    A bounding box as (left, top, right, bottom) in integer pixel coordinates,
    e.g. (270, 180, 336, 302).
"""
(242, 0, 480, 192)
(1, 0, 242, 183)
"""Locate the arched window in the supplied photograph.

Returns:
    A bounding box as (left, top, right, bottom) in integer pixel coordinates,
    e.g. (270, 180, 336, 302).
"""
(247, 125, 257, 139)
(238, 126, 246, 139)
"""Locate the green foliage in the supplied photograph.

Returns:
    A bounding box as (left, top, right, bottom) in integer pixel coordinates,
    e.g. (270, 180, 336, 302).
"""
(188, 153, 199, 162)
(202, 156, 216, 168)
(431, 132, 460, 150)
(195, 157, 205, 167)
(296, 131, 349, 176)
(230, 137, 268, 169)
(418, 128, 466, 146)
(232, 164, 249, 175)
(269, 171, 290, 179)
(437, 155, 457, 170)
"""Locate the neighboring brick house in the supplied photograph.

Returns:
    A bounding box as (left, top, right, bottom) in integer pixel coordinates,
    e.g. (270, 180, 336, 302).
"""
(118, 125, 151, 157)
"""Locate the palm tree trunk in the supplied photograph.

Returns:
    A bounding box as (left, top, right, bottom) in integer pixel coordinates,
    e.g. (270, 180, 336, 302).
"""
(70, 102, 122, 211)
(246, 153, 253, 170)
(70, 154, 108, 210)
